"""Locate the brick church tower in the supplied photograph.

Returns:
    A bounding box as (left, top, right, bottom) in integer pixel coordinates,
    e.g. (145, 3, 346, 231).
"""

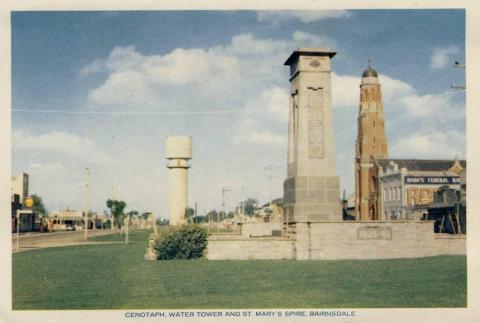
(355, 62, 388, 220)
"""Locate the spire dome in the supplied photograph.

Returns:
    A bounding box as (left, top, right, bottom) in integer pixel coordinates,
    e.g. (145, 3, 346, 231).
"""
(362, 59, 378, 78)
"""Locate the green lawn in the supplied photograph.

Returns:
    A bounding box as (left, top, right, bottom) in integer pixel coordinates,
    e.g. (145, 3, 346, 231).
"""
(12, 229, 466, 309)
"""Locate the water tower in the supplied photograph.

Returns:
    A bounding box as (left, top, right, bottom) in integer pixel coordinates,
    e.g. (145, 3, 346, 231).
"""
(166, 136, 192, 225)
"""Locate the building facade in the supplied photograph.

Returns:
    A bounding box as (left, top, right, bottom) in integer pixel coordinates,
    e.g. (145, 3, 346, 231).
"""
(377, 159, 465, 221)
(11, 172, 29, 203)
(354, 63, 388, 221)
(11, 172, 34, 232)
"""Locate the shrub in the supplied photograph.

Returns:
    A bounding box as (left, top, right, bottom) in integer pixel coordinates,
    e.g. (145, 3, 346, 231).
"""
(153, 224, 208, 260)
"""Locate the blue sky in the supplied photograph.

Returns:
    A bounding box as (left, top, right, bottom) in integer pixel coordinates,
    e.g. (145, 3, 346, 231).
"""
(12, 10, 466, 217)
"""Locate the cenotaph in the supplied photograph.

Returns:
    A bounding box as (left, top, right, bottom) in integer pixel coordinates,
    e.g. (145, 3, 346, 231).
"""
(283, 48, 342, 225)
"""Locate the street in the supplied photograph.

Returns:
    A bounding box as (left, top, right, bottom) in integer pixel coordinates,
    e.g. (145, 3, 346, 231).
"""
(12, 229, 118, 253)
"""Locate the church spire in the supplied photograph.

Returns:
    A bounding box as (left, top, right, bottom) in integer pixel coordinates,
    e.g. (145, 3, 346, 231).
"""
(362, 59, 378, 78)
(355, 62, 388, 221)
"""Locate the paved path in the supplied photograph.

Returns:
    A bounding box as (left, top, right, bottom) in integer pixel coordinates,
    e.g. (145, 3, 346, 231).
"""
(12, 230, 120, 253)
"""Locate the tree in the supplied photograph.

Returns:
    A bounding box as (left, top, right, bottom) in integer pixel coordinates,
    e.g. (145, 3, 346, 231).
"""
(106, 199, 127, 228)
(156, 218, 169, 226)
(193, 215, 207, 224)
(206, 210, 219, 222)
(141, 212, 151, 220)
(31, 194, 48, 217)
(242, 198, 258, 216)
(126, 210, 138, 227)
(127, 210, 138, 219)
(185, 207, 195, 223)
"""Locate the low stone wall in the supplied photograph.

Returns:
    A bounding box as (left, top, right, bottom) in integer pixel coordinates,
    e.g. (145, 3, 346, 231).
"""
(433, 234, 466, 255)
(295, 221, 466, 260)
(205, 222, 466, 261)
(207, 236, 295, 260)
(242, 223, 282, 237)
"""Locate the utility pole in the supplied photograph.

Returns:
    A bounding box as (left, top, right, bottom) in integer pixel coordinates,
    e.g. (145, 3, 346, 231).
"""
(111, 186, 115, 231)
(240, 183, 245, 224)
(264, 165, 278, 208)
(264, 165, 277, 222)
(194, 202, 198, 224)
(451, 61, 466, 90)
(16, 210, 20, 253)
(125, 212, 129, 244)
(84, 167, 90, 241)
(207, 210, 211, 235)
(219, 188, 231, 233)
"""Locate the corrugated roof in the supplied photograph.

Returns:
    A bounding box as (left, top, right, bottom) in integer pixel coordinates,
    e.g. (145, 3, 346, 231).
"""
(376, 159, 466, 172)
(407, 170, 460, 177)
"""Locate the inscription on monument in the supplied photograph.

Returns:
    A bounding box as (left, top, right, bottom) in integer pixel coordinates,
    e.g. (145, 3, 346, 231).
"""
(357, 227, 392, 240)
(307, 88, 324, 158)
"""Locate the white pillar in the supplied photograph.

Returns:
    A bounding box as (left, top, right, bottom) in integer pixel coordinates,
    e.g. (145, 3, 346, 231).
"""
(169, 167, 189, 225)
(166, 136, 192, 226)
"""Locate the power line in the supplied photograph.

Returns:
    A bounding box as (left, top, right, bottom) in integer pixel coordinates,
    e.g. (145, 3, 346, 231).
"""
(12, 108, 261, 116)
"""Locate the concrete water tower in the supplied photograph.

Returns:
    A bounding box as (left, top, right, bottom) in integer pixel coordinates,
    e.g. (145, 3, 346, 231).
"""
(166, 136, 192, 225)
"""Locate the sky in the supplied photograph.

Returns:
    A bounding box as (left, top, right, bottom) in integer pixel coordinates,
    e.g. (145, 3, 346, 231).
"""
(11, 10, 466, 218)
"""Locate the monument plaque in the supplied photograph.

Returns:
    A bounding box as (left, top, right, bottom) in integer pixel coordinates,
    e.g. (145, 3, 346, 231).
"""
(307, 88, 325, 159)
(357, 227, 393, 240)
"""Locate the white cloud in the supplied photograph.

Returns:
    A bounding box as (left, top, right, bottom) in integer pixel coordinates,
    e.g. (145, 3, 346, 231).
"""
(331, 73, 359, 107)
(263, 87, 289, 122)
(292, 31, 335, 47)
(332, 72, 414, 108)
(13, 129, 111, 164)
(331, 71, 463, 128)
(400, 92, 463, 118)
(257, 10, 351, 24)
(234, 87, 288, 145)
(79, 58, 104, 77)
(89, 70, 155, 106)
(247, 131, 287, 145)
(380, 75, 414, 102)
(430, 46, 460, 70)
(83, 31, 334, 111)
(391, 130, 465, 159)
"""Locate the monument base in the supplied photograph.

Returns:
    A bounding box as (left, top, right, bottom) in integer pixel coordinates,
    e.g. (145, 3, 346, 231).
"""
(283, 176, 342, 223)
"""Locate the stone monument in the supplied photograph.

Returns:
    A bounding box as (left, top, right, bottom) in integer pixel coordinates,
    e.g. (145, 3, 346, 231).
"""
(283, 48, 342, 224)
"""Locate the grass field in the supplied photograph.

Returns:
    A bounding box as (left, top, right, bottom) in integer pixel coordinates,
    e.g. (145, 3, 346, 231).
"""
(12, 229, 467, 309)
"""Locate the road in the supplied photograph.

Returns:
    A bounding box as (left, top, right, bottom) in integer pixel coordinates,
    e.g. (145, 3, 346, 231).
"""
(12, 229, 119, 253)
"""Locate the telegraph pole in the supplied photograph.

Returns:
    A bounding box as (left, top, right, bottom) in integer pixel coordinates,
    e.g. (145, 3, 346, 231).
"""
(219, 188, 231, 233)
(111, 186, 115, 231)
(125, 212, 129, 244)
(451, 61, 466, 90)
(194, 202, 198, 224)
(264, 165, 278, 208)
(84, 167, 90, 240)
(264, 165, 278, 223)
